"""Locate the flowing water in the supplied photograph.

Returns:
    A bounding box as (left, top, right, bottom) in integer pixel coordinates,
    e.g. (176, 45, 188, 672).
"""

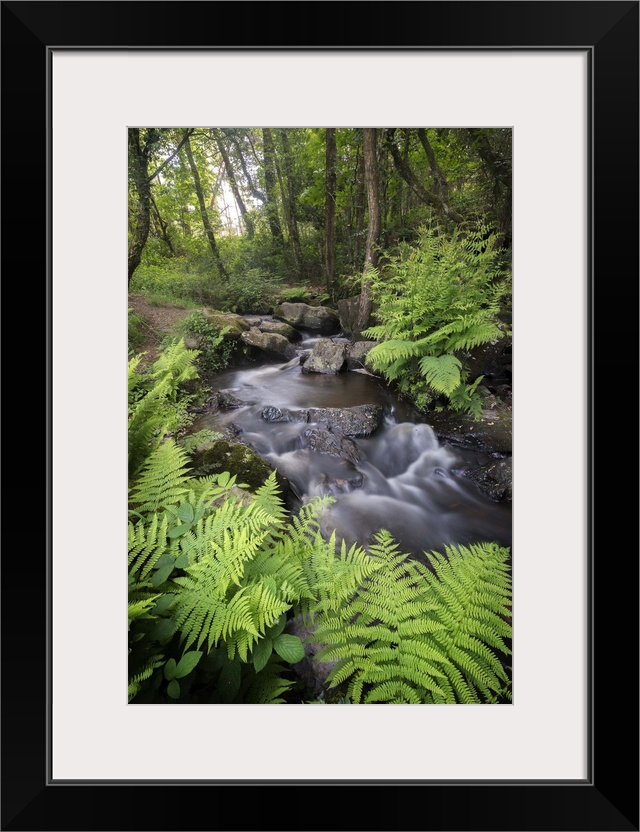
(193, 332, 512, 563)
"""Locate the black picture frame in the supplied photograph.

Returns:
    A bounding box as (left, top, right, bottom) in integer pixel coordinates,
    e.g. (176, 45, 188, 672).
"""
(2, 2, 638, 830)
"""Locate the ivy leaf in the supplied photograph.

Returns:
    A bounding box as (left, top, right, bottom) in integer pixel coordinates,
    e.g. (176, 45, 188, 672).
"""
(252, 638, 273, 673)
(167, 525, 190, 539)
(167, 679, 180, 699)
(174, 553, 189, 569)
(151, 594, 175, 615)
(217, 471, 231, 488)
(151, 618, 176, 643)
(274, 634, 305, 664)
(164, 658, 177, 680)
(175, 651, 203, 679)
(177, 503, 195, 523)
(151, 564, 174, 586)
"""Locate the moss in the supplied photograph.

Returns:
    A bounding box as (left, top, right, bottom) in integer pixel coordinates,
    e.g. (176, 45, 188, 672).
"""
(190, 440, 289, 496)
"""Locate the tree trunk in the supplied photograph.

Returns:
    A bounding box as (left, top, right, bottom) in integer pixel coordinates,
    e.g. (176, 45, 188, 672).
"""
(150, 195, 175, 256)
(215, 131, 254, 238)
(183, 133, 229, 280)
(277, 129, 304, 278)
(384, 128, 464, 224)
(128, 128, 159, 285)
(324, 128, 337, 294)
(416, 128, 460, 221)
(262, 129, 285, 246)
(355, 128, 381, 334)
(353, 142, 366, 270)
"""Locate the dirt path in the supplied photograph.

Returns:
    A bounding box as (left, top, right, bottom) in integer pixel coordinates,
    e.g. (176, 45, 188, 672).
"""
(128, 295, 193, 366)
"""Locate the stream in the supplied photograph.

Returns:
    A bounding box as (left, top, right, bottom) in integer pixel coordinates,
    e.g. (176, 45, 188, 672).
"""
(192, 331, 512, 563)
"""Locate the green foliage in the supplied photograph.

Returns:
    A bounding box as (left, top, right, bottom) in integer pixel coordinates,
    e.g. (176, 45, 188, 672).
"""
(177, 310, 236, 372)
(128, 307, 147, 353)
(180, 428, 223, 454)
(363, 222, 510, 416)
(130, 262, 218, 306)
(312, 531, 512, 704)
(128, 338, 200, 479)
(276, 286, 312, 304)
(216, 267, 282, 314)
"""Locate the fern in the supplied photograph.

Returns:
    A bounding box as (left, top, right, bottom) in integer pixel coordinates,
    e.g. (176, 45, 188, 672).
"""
(312, 532, 512, 704)
(128, 338, 200, 478)
(362, 221, 509, 416)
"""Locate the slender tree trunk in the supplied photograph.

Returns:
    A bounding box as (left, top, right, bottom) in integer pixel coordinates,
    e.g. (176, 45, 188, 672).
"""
(324, 128, 337, 294)
(416, 128, 460, 221)
(262, 129, 285, 246)
(384, 128, 464, 223)
(277, 129, 304, 278)
(353, 142, 366, 270)
(214, 131, 254, 238)
(229, 132, 266, 203)
(183, 133, 229, 279)
(150, 195, 175, 255)
(128, 128, 159, 285)
(355, 128, 381, 334)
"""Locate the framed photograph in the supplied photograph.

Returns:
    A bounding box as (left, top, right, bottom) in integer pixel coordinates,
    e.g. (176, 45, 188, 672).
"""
(2, 1, 637, 830)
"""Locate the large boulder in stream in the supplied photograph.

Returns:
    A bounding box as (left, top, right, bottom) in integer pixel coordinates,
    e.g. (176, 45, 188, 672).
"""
(259, 404, 383, 438)
(307, 405, 383, 437)
(240, 327, 297, 361)
(274, 302, 341, 334)
(301, 339, 347, 374)
(200, 310, 251, 340)
(301, 428, 360, 465)
(258, 319, 301, 341)
(189, 440, 289, 497)
(345, 341, 378, 372)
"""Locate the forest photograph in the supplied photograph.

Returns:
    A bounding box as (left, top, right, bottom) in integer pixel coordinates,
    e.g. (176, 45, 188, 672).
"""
(127, 126, 513, 706)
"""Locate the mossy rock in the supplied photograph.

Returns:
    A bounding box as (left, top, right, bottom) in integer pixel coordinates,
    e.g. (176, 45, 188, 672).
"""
(190, 440, 289, 497)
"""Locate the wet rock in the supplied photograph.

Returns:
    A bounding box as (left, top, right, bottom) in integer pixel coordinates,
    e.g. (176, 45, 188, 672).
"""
(189, 439, 289, 497)
(258, 320, 301, 341)
(426, 397, 512, 455)
(345, 340, 378, 372)
(200, 310, 251, 340)
(301, 339, 347, 374)
(337, 295, 361, 338)
(274, 302, 340, 335)
(240, 327, 297, 361)
(216, 390, 249, 409)
(301, 428, 360, 464)
(307, 404, 383, 437)
(243, 315, 263, 327)
(458, 456, 513, 502)
(463, 332, 512, 385)
(260, 406, 309, 423)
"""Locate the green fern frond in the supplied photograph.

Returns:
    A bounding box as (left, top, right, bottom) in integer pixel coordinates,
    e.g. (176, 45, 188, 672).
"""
(417, 354, 462, 395)
(311, 533, 512, 704)
(129, 439, 192, 514)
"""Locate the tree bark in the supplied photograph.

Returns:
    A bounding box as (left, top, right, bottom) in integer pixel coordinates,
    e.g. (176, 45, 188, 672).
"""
(183, 132, 229, 279)
(355, 128, 381, 334)
(128, 128, 159, 284)
(214, 131, 254, 238)
(324, 128, 337, 293)
(150, 195, 175, 255)
(261, 129, 285, 246)
(277, 129, 304, 278)
(384, 128, 464, 223)
(353, 142, 366, 269)
(416, 128, 461, 221)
